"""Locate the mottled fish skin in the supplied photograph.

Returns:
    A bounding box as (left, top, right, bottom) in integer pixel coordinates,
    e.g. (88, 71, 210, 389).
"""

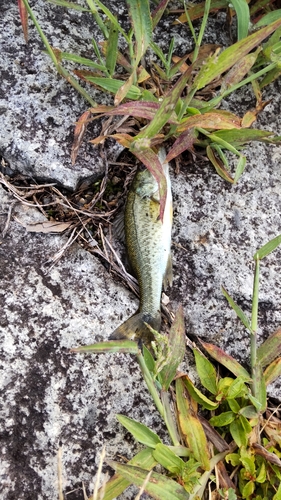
(110, 148, 173, 344)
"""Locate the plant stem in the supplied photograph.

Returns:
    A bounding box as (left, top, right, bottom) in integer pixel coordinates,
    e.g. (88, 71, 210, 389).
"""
(251, 256, 260, 397)
(192, 0, 211, 63)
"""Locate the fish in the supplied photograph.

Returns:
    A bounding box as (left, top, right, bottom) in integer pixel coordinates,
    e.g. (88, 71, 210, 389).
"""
(110, 148, 173, 345)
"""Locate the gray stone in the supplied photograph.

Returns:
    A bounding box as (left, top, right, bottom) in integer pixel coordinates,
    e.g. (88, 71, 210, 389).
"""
(0, 1, 122, 189)
(1, 1, 281, 499)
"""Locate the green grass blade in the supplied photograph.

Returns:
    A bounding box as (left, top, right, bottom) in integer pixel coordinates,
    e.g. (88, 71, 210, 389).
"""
(117, 415, 161, 448)
(47, 0, 89, 10)
(230, 0, 250, 40)
(256, 10, 281, 28)
(90, 0, 129, 42)
(85, 76, 142, 99)
(193, 17, 281, 90)
(253, 234, 281, 260)
(105, 22, 119, 76)
(222, 286, 252, 333)
(71, 339, 139, 353)
(57, 51, 107, 71)
(107, 462, 191, 499)
(127, 0, 152, 64)
(96, 448, 157, 500)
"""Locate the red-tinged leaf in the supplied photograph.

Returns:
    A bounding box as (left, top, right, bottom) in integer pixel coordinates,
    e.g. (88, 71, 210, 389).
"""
(165, 129, 197, 162)
(18, 0, 28, 42)
(200, 340, 251, 380)
(177, 112, 241, 133)
(114, 73, 135, 106)
(74, 69, 104, 81)
(221, 51, 259, 92)
(264, 357, 281, 386)
(129, 146, 167, 222)
(206, 146, 234, 183)
(71, 110, 92, 164)
(89, 101, 177, 123)
(151, 0, 170, 28)
(176, 377, 210, 470)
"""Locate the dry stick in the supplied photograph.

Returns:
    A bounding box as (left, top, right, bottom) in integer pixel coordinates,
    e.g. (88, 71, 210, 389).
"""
(2, 200, 17, 237)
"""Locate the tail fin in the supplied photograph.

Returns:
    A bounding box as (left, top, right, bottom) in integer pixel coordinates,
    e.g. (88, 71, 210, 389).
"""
(109, 312, 161, 345)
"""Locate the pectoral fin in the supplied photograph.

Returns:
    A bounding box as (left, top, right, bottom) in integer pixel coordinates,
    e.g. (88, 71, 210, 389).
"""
(163, 253, 173, 290)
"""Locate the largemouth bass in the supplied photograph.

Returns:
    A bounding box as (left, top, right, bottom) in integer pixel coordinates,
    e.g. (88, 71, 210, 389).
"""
(110, 148, 173, 344)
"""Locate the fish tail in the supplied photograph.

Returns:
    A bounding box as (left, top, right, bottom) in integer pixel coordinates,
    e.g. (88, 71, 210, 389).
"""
(109, 312, 161, 344)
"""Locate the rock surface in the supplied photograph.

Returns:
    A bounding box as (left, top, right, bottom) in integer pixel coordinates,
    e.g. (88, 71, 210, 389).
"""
(1, 1, 281, 499)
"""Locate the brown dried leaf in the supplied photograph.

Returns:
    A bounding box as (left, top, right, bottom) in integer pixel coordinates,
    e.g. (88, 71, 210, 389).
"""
(71, 110, 93, 164)
(18, 0, 28, 43)
(21, 221, 73, 233)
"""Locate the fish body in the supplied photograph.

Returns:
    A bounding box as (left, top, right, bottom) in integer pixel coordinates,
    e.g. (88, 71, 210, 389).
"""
(110, 149, 173, 344)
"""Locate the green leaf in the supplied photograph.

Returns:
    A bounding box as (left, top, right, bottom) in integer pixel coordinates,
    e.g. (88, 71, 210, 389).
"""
(116, 415, 161, 448)
(256, 461, 266, 483)
(227, 398, 240, 413)
(229, 0, 250, 40)
(226, 376, 247, 399)
(193, 349, 218, 395)
(193, 17, 281, 89)
(209, 411, 236, 427)
(225, 453, 240, 466)
(153, 443, 184, 474)
(242, 480, 255, 498)
(84, 76, 142, 99)
(230, 418, 248, 447)
(253, 234, 281, 260)
(273, 481, 281, 500)
(222, 286, 252, 332)
(98, 448, 157, 500)
(252, 364, 267, 412)
(160, 305, 186, 390)
(176, 378, 210, 470)
(58, 51, 107, 71)
(142, 345, 155, 373)
(183, 376, 219, 410)
(239, 414, 252, 434)
(209, 128, 274, 146)
(256, 10, 281, 28)
(257, 327, 281, 367)
(201, 340, 251, 380)
(105, 22, 119, 76)
(239, 405, 259, 419)
(71, 339, 139, 353)
(107, 461, 191, 500)
(127, 0, 152, 64)
(234, 155, 246, 184)
(264, 357, 281, 386)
